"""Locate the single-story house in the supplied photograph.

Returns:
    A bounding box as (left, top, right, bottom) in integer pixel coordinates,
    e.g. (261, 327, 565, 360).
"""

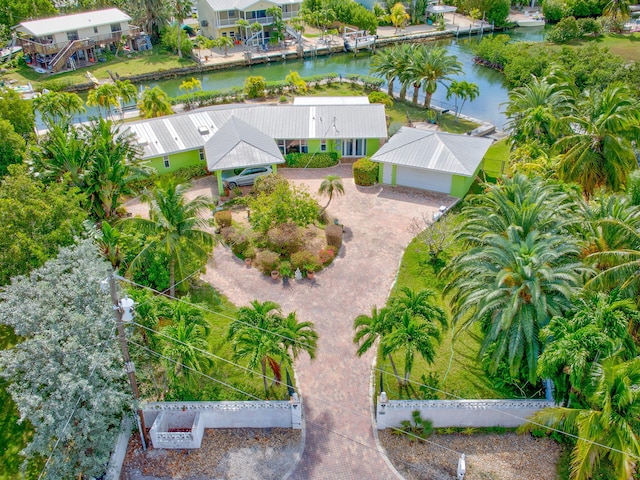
(370, 127, 494, 198)
(14, 8, 147, 73)
(124, 101, 388, 193)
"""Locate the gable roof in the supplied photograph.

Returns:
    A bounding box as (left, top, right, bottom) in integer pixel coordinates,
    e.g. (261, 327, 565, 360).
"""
(125, 103, 387, 159)
(204, 116, 285, 170)
(16, 8, 131, 36)
(371, 127, 493, 177)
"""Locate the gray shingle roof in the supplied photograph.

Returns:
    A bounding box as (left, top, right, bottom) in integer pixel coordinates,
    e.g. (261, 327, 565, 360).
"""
(204, 115, 285, 170)
(371, 127, 493, 177)
(16, 8, 131, 36)
(125, 103, 387, 160)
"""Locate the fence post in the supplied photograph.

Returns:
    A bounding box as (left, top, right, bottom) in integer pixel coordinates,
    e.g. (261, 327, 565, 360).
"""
(291, 394, 302, 429)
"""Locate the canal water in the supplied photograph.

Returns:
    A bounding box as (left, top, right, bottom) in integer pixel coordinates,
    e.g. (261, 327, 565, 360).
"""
(68, 28, 545, 130)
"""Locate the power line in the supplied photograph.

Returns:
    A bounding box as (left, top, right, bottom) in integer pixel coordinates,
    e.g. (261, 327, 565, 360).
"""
(116, 276, 640, 461)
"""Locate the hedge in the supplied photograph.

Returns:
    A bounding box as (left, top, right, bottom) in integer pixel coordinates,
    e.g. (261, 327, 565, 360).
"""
(285, 152, 339, 168)
(353, 157, 378, 186)
(128, 164, 209, 192)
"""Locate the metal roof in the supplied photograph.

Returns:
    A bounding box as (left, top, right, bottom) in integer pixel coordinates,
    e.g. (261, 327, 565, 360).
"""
(126, 103, 387, 159)
(370, 127, 493, 177)
(16, 8, 131, 36)
(293, 96, 370, 105)
(204, 116, 285, 170)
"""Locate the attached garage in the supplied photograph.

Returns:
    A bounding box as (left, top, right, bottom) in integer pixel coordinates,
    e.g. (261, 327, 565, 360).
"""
(372, 127, 494, 198)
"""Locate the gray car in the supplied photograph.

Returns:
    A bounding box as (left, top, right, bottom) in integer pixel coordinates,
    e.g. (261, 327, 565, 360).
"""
(224, 166, 272, 189)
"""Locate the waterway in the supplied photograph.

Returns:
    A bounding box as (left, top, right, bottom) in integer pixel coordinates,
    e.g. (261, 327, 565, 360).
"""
(68, 28, 546, 130)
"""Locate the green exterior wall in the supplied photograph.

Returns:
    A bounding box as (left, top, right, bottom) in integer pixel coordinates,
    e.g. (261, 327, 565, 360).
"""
(450, 161, 483, 198)
(366, 138, 380, 156)
(378, 162, 384, 183)
(391, 164, 397, 186)
(147, 150, 202, 174)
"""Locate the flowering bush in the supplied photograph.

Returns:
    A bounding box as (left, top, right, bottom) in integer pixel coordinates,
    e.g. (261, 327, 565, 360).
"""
(318, 246, 337, 265)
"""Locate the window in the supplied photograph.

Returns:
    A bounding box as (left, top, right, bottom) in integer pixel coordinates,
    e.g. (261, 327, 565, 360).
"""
(163, 155, 170, 168)
(199, 149, 205, 161)
(228, 10, 236, 17)
(201, 20, 209, 27)
(300, 140, 308, 153)
(93, 27, 98, 34)
(110, 23, 122, 33)
(276, 139, 285, 154)
(222, 32, 227, 36)
(320, 140, 327, 152)
(67, 30, 79, 41)
(341, 139, 367, 157)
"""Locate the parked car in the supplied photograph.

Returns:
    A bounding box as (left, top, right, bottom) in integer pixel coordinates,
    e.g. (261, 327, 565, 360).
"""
(223, 166, 272, 188)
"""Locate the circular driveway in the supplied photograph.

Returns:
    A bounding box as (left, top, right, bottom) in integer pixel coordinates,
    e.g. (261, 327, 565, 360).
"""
(200, 164, 456, 479)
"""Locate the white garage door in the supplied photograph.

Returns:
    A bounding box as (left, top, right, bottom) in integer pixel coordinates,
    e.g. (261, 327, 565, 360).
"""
(395, 165, 452, 194)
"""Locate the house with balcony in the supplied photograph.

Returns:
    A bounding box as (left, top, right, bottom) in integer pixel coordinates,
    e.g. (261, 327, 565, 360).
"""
(14, 8, 147, 73)
(197, 0, 301, 44)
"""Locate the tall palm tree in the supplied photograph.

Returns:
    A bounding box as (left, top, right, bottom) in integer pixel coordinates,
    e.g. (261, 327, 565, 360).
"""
(124, 178, 215, 296)
(520, 356, 640, 480)
(173, 0, 193, 59)
(446, 80, 479, 119)
(370, 48, 398, 97)
(87, 83, 120, 118)
(389, 287, 448, 330)
(395, 44, 415, 102)
(318, 175, 344, 214)
(133, 0, 170, 41)
(504, 75, 574, 148)
(33, 91, 85, 126)
(409, 45, 462, 109)
(556, 83, 640, 198)
(235, 18, 250, 40)
(353, 306, 403, 386)
(114, 80, 137, 118)
(227, 300, 317, 397)
(138, 86, 174, 118)
(84, 219, 125, 269)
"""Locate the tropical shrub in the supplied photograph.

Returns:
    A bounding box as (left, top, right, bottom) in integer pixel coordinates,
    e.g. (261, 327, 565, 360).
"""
(128, 164, 208, 192)
(542, 0, 568, 22)
(285, 152, 339, 168)
(318, 245, 338, 264)
(546, 16, 581, 43)
(353, 157, 378, 186)
(214, 210, 232, 228)
(325, 224, 343, 250)
(291, 250, 320, 272)
(368, 91, 394, 107)
(244, 76, 267, 98)
(253, 173, 289, 194)
(254, 249, 280, 274)
(267, 222, 303, 255)
(248, 181, 319, 233)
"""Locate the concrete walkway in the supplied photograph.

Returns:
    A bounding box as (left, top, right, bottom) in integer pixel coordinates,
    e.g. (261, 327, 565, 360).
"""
(198, 164, 456, 478)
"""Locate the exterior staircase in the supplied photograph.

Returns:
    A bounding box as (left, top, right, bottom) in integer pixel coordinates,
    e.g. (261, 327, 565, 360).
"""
(49, 38, 91, 72)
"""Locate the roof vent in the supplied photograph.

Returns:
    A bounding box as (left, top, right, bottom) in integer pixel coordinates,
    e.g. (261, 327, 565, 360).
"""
(198, 126, 210, 135)
(136, 138, 148, 147)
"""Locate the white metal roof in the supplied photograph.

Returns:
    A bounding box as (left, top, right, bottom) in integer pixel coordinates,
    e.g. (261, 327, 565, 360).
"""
(293, 96, 370, 105)
(204, 116, 285, 170)
(16, 8, 131, 36)
(126, 102, 387, 159)
(370, 127, 493, 177)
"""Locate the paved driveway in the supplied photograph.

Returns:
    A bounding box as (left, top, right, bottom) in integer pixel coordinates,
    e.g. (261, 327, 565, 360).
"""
(199, 164, 456, 479)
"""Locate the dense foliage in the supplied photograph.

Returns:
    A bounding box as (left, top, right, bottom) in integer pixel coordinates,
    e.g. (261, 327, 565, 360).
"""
(353, 157, 378, 186)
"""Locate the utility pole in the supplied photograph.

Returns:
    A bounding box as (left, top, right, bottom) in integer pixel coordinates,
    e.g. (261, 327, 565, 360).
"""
(108, 274, 148, 450)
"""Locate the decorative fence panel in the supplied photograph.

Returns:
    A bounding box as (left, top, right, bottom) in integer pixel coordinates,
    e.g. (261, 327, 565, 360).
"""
(376, 396, 554, 430)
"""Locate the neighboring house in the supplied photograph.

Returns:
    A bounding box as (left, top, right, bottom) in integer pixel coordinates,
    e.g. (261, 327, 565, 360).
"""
(197, 0, 301, 43)
(125, 100, 387, 193)
(14, 8, 148, 73)
(371, 127, 494, 198)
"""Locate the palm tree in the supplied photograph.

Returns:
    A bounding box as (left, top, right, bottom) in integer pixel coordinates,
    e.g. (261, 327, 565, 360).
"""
(173, 0, 193, 59)
(505, 75, 574, 148)
(413, 45, 462, 109)
(215, 36, 234, 56)
(138, 86, 174, 118)
(87, 83, 120, 118)
(162, 318, 211, 389)
(520, 355, 640, 480)
(227, 300, 317, 397)
(235, 18, 250, 40)
(389, 287, 447, 331)
(318, 175, 344, 214)
(124, 178, 215, 297)
(84, 220, 125, 269)
(396, 44, 416, 102)
(556, 84, 640, 198)
(370, 48, 399, 97)
(33, 91, 85, 126)
(444, 225, 589, 382)
(446, 80, 479, 119)
(35, 123, 92, 186)
(114, 80, 137, 118)
(82, 118, 147, 219)
(389, 2, 409, 33)
(133, 0, 170, 41)
(538, 291, 638, 405)
(604, 0, 631, 21)
(179, 77, 202, 109)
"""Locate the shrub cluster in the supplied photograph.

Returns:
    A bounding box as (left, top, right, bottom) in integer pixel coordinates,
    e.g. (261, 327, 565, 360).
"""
(546, 16, 601, 43)
(291, 250, 321, 273)
(244, 76, 267, 98)
(325, 224, 343, 250)
(214, 210, 232, 228)
(254, 249, 280, 274)
(318, 245, 338, 265)
(353, 157, 378, 186)
(128, 164, 209, 193)
(285, 152, 339, 168)
(267, 222, 302, 255)
(368, 91, 394, 107)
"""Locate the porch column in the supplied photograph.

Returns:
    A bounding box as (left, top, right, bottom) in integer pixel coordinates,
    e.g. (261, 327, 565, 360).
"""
(391, 164, 397, 186)
(215, 170, 224, 195)
(271, 164, 278, 174)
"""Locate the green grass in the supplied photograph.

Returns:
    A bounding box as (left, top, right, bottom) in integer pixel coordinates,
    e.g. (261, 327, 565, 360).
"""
(575, 33, 640, 62)
(3, 46, 196, 89)
(376, 211, 514, 401)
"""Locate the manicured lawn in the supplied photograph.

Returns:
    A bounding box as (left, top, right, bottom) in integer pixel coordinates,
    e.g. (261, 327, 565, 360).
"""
(377, 213, 514, 400)
(578, 33, 640, 62)
(482, 137, 509, 178)
(3, 46, 195, 89)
